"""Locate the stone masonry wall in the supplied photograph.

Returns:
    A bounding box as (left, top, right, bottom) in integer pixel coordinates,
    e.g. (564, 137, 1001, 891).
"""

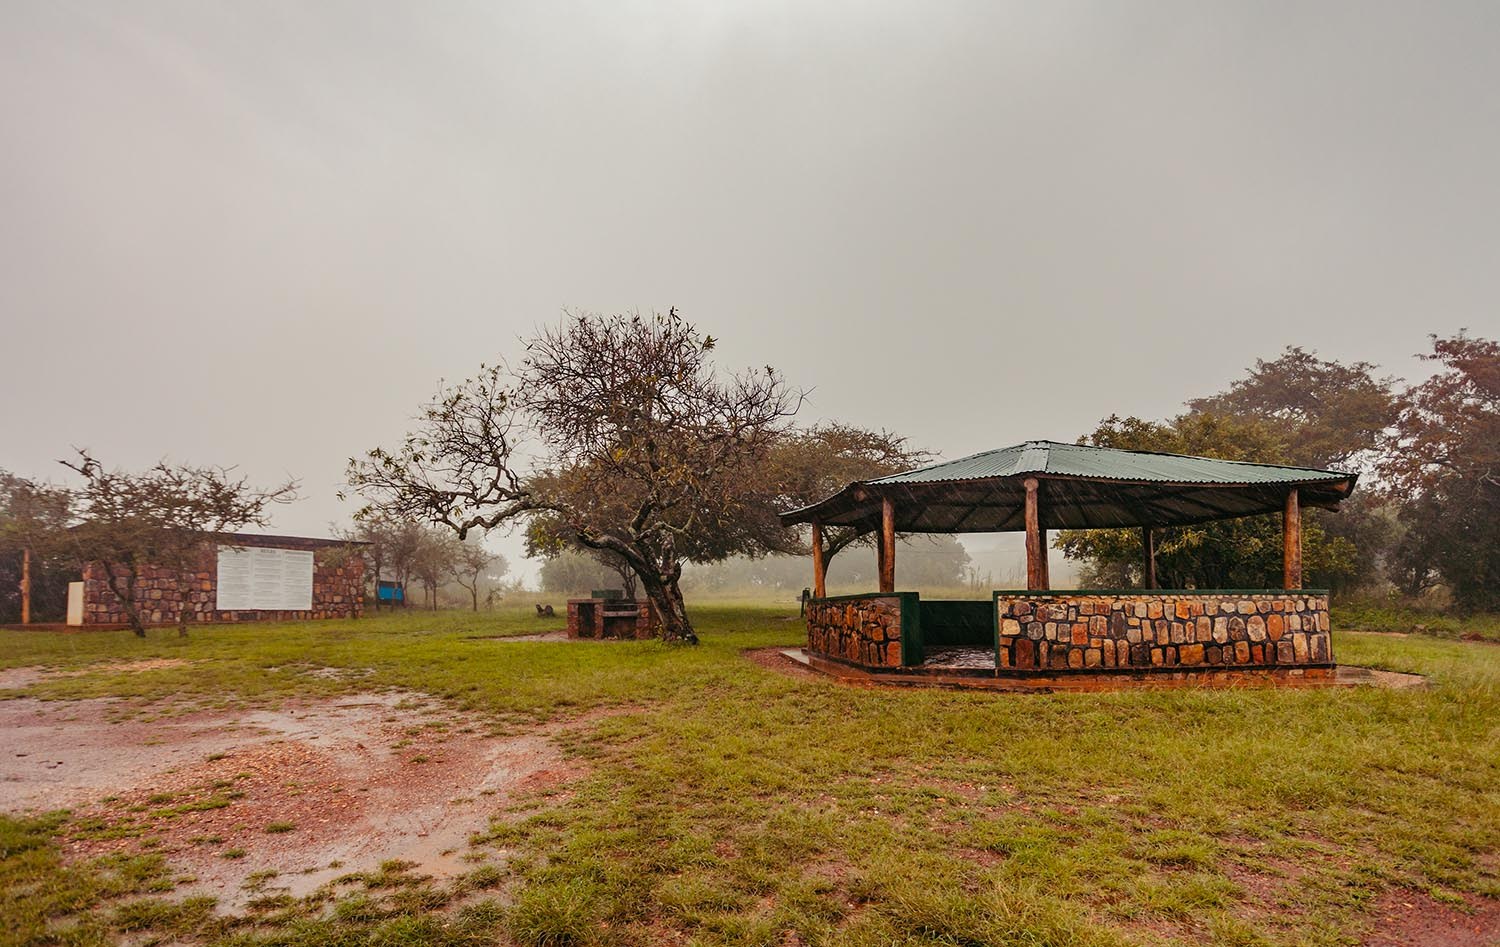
(996, 592, 1331, 672)
(805, 594, 906, 668)
(83, 541, 364, 625)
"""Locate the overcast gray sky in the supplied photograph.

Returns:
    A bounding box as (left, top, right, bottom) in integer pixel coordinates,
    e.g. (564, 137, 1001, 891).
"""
(3, 1, 1498, 582)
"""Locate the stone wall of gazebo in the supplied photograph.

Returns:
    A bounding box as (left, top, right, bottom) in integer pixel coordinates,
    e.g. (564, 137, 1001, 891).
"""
(804, 593, 912, 668)
(995, 591, 1331, 672)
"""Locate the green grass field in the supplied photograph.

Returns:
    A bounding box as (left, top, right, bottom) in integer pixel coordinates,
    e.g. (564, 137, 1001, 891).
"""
(1, 604, 1497, 946)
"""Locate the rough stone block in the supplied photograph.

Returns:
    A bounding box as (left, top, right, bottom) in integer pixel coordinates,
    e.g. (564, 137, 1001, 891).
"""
(1267, 614, 1284, 640)
(1016, 638, 1035, 668)
(1247, 615, 1267, 642)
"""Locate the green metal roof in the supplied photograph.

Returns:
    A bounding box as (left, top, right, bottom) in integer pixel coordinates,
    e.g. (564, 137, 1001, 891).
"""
(780, 440, 1358, 533)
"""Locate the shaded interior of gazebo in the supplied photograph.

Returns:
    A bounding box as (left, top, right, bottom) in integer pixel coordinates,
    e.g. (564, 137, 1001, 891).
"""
(780, 441, 1357, 677)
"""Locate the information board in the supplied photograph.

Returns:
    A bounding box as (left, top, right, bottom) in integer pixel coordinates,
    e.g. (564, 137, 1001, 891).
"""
(215, 546, 314, 611)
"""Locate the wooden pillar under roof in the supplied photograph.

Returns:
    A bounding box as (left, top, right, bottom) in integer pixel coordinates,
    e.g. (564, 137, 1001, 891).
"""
(878, 496, 896, 593)
(810, 520, 826, 599)
(1142, 527, 1157, 590)
(1283, 488, 1302, 590)
(1024, 477, 1049, 591)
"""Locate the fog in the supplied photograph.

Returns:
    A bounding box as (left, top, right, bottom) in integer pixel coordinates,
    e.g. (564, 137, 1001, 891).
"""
(3, 1, 1498, 581)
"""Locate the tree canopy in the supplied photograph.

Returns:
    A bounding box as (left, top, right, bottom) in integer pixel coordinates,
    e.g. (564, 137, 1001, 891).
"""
(348, 310, 801, 642)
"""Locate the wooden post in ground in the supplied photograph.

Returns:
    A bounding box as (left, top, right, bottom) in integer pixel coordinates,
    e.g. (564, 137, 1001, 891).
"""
(878, 496, 896, 594)
(20, 547, 30, 625)
(810, 520, 826, 599)
(1283, 488, 1302, 590)
(1024, 478, 1048, 591)
(1142, 527, 1157, 590)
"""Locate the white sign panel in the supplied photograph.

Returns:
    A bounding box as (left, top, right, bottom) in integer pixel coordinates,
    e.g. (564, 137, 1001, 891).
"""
(215, 545, 314, 611)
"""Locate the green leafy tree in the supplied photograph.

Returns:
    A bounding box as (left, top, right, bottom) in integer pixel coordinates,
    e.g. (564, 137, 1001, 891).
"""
(537, 549, 624, 596)
(1187, 346, 1399, 469)
(1186, 346, 1400, 591)
(0, 472, 74, 623)
(762, 423, 929, 568)
(1379, 332, 1500, 611)
(1057, 415, 1359, 589)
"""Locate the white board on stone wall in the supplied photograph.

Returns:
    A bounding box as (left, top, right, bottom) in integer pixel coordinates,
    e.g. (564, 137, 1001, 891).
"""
(216, 546, 313, 611)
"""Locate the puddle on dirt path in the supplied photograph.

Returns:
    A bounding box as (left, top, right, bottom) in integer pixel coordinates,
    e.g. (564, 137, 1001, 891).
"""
(1, 691, 586, 911)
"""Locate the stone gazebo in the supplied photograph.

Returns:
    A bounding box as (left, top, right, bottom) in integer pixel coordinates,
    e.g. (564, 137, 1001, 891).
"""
(779, 441, 1358, 685)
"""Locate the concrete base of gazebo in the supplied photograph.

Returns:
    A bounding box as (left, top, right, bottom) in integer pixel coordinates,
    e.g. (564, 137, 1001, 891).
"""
(779, 647, 1412, 692)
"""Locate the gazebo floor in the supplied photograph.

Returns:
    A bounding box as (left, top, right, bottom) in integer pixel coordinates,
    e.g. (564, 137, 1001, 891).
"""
(781, 648, 1423, 693)
(921, 645, 997, 670)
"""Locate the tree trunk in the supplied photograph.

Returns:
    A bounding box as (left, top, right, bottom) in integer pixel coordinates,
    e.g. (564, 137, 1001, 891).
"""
(470, 585, 478, 611)
(611, 563, 638, 600)
(177, 569, 193, 637)
(101, 560, 146, 637)
(636, 570, 696, 644)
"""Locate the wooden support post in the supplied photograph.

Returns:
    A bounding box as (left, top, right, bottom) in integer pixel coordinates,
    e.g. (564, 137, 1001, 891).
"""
(879, 496, 896, 594)
(1024, 478, 1048, 591)
(1283, 488, 1302, 590)
(810, 520, 826, 599)
(1039, 527, 1050, 589)
(20, 547, 31, 625)
(1142, 527, 1157, 590)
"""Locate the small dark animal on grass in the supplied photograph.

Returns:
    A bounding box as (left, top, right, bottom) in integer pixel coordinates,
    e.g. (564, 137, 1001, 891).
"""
(535, 604, 555, 617)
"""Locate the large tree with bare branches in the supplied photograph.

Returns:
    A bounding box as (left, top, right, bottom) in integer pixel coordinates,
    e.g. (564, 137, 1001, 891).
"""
(346, 310, 800, 642)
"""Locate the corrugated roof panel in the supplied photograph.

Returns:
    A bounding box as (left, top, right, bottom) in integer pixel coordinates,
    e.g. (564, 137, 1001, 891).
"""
(871, 440, 1351, 486)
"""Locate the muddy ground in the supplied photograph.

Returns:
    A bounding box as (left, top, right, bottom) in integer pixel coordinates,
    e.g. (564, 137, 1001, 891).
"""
(1, 677, 585, 910)
(1, 659, 1492, 944)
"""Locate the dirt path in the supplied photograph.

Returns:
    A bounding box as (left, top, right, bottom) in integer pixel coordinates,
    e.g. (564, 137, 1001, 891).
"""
(0, 687, 587, 910)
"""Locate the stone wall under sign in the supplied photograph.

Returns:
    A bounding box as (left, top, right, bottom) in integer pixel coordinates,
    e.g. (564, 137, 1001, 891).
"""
(995, 592, 1331, 672)
(805, 594, 907, 668)
(82, 538, 364, 625)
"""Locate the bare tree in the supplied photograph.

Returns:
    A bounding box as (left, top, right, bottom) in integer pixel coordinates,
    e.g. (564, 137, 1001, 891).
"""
(450, 537, 506, 612)
(63, 451, 296, 636)
(410, 526, 459, 610)
(347, 309, 800, 642)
